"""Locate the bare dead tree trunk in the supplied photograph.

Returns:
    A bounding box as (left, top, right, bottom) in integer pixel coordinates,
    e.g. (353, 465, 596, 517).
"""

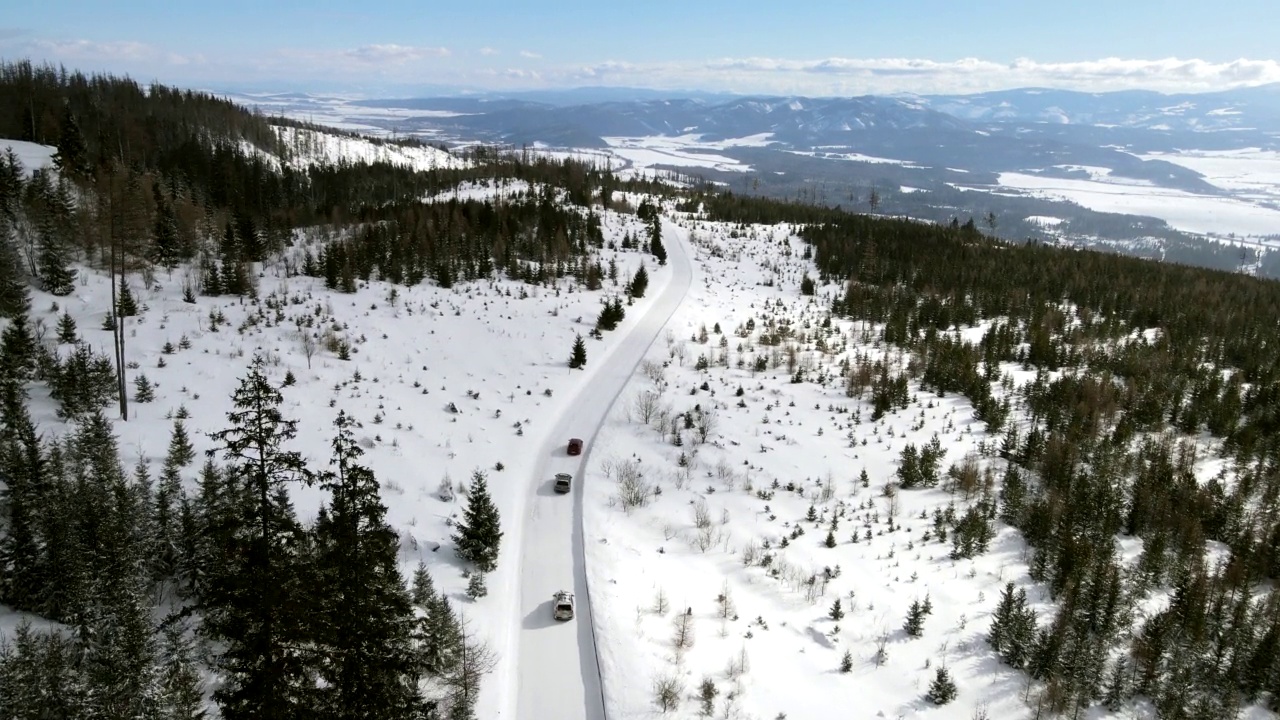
(106, 167, 128, 421)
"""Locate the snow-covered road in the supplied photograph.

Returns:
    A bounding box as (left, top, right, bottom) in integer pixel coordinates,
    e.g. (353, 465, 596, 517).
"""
(514, 227, 693, 720)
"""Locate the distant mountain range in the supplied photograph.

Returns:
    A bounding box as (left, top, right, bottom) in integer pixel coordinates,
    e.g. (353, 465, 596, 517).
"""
(225, 83, 1280, 275)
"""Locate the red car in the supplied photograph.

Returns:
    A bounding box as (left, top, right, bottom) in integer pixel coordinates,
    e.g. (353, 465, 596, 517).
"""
(567, 438, 584, 456)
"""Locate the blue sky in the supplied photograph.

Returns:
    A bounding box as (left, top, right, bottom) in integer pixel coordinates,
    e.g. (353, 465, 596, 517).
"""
(3, 0, 1278, 96)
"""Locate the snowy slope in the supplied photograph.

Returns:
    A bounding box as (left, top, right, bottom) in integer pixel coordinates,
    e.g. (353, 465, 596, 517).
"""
(1, 139, 56, 176)
(0, 192, 661, 718)
(269, 125, 468, 172)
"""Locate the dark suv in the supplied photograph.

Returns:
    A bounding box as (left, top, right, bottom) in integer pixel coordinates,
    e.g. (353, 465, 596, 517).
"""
(567, 438, 584, 455)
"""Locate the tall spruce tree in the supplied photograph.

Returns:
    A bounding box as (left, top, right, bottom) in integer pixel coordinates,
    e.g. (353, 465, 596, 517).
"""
(204, 356, 315, 720)
(988, 582, 1037, 669)
(152, 419, 195, 584)
(628, 264, 648, 298)
(0, 227, 29, 318)
(568, 334, 587, 370)
(0, 394, 45, 611)
(311, 410, 422, 717)
(452, 470, 502, 573)
(419, 593, 463, 678)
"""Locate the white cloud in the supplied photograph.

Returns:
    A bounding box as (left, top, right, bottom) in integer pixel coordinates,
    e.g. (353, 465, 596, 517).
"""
(341, 44, 450, 64)
(561, 56, 1280, 95)
(7, 33, 1279, 96)
(25, 38, 185, 64)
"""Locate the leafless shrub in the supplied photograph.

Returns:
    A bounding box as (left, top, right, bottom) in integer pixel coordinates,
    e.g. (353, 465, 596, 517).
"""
(694, 525, 718, 553)
(617, 460, 653, 511)
(693, 501, 712, 530)
(653, 587, 670, 615)
(874, 627, 890, 667)
(717, 580, 736, 619)
(299, 329, 317, 369)
(641, 359, 665, 385)
(695, 408, 717, 445)
(633, 390, 662, 424)
(653, 674, 684, 713)
(726, 645, 750, 679)
(672, 611, 695, 652)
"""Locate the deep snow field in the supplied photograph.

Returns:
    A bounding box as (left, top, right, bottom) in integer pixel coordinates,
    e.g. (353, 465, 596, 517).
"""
(581, 218, 1039, 720)
(4, 135, 1273, 719)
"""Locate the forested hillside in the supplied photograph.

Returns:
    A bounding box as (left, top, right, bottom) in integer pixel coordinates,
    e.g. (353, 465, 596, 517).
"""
(2, 59, 1280, 718)
(686, 189, 1280, 717)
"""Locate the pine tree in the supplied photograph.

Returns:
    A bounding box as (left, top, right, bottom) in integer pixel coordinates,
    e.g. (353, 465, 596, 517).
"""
(466, 572, 488, 600)
(629, 264, 649, 298)
(204, 356, 315, 719)
(988, 582, 1037, 669)
(419, 594, 463, 677)
(904, 599, 926, 637)
(568, 334, 587, 370)
(840, 649, 853, 673)
(33, 184, 76, 296)
(829, 598, 844, 621)
(452, 470, 503, 573)
(134, 372, 155, 402)
(151, 184, 183, 270)
(0, 396, 46, 611)
(0, 228, 29, 318)
(926, 666, 957, 705)
(116, 280, 138, 317)
(153, 420, 195, 582)
(1102, 658, 1129, 711)
(73, 413, 163, 719)
(157, 622, 206, 719)
(0, 313, 36, 386)
(54, 103, 90, 180)
(311, 410, 422, 717)
(649, 218, 668, 265)
(167, 419, 196, 468)
(56, 311, 77, 344)
(412, 561, 437, 608)
(0, 621, 87, 718)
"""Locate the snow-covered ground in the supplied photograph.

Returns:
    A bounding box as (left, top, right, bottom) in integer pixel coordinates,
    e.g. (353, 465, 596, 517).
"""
(271, 125, 468, 172)
(1, 139, 56, 176)
(1138, 148, 1280, 208)
(574, 220, 1039, 719)
(6, 141, 1276, 718)
(601, 136, 757, 174)
(0, 185, 665, 717)
(991, 171, 1280, 238)
(789, 149, 921, 166)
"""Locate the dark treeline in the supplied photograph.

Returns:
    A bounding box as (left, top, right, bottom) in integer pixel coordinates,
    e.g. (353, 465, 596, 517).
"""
(688, 189, 1280, 715)
(0, 344, 491, 718)
(0, 60, 667, 291)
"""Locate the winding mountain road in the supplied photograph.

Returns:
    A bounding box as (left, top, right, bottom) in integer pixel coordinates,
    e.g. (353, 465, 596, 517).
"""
(514, 226, 692, 720)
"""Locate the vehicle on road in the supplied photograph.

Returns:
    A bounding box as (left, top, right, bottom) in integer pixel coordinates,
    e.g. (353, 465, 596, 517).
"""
(567, 438, 584, 455)
(554, 472, 572, 493)
(553, 590, 575, 621)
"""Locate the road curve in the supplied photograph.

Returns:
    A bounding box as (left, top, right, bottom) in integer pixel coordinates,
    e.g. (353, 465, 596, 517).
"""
(515, 223, 693, 720)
